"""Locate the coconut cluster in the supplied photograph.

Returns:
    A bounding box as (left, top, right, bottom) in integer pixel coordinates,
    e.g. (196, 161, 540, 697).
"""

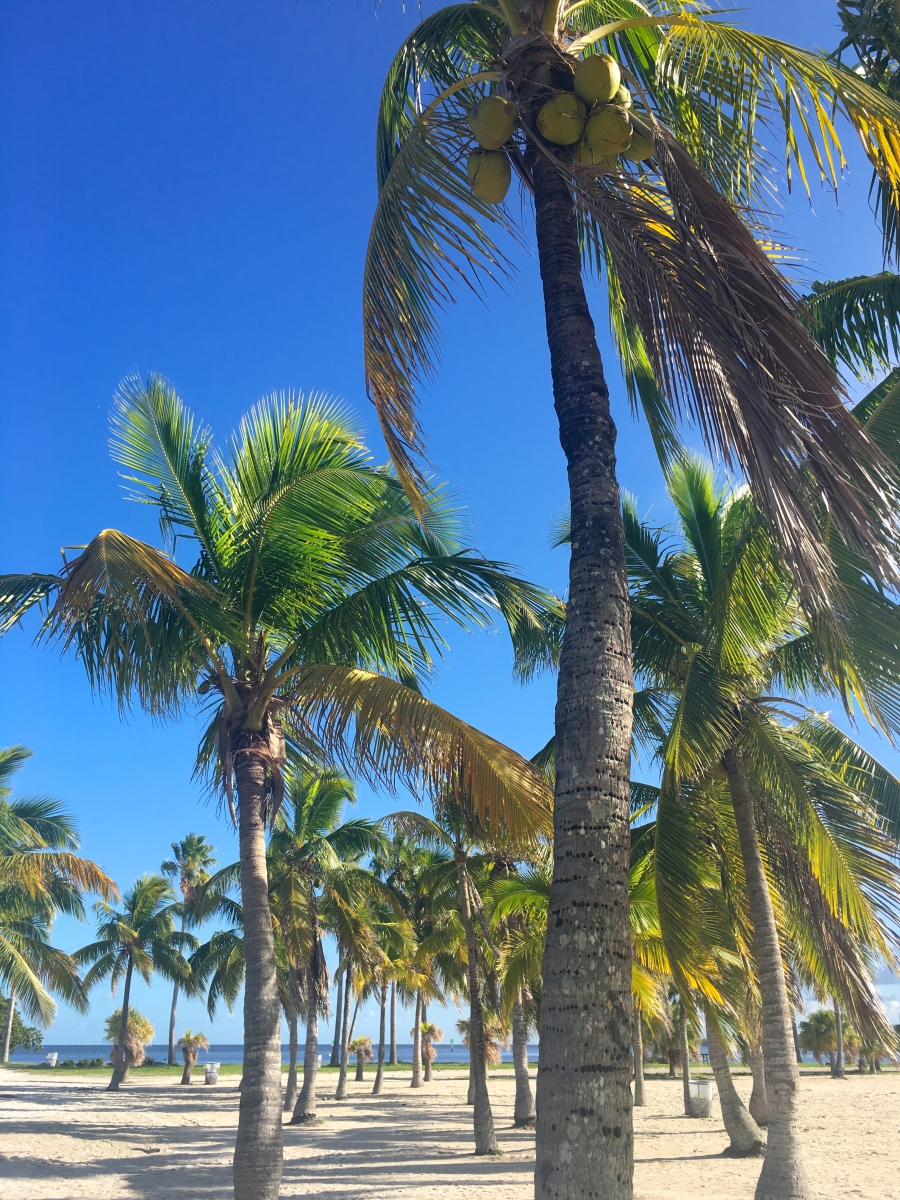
(467, 95, 517, 204)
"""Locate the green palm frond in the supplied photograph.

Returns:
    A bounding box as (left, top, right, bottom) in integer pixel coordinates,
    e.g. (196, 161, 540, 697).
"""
(798, 274, 900, 377)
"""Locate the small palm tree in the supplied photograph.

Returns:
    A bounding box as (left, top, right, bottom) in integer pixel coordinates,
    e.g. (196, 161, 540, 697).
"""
(103, 1007, 154, 1068)
(177, 1029, 210, 1084)
(799, 1010, 837, 1069)
(162, 835, 216, 1065)
(420, 1020, 443, 1083)
(77, 874, 194, 1090)
(349, 1035, 373, 1082)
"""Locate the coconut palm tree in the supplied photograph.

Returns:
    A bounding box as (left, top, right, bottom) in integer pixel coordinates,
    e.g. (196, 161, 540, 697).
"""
(178, 1029, 211, 1084)
(349, 1034, 374, 1081)
(421, 1020, 444, 1082)
(363, 6, 900, 1194)
(77, 874, 195, 1090)
(103, 1006, 154, 1069)
(162, 834, 217, 1065)
(0, 377, 555, 1199)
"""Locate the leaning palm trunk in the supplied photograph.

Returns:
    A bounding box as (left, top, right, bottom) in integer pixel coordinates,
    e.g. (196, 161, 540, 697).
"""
(833, 1000, 845, 1079)
(748, 1038, 769, 1126)
(1, 986, 16, 1064)
(291, 983, 320, 1124)
(455, 851, 498, 1155)
(706, 1014, 765, 1157)
(512, 991, 535, 1127)
(168, 979, 180, 1066)
(679, 1002, 692, 1115)
(108, 958, 134, 1091)
(334, 963, 353, 1101)
(181, 1050, 197, 1085)
(527, 141, 634, 1200)
(633, 1009, 646, 1108)
(373, 982, 387, 1095)
(724, 749, 809, 1200)
(410, 990, 423, 1089)
(389, 981, 398, 1065)
(283, 1009, 299, 1113)
(232, 756, 283, 1200)
(329, 964, 344, 1069)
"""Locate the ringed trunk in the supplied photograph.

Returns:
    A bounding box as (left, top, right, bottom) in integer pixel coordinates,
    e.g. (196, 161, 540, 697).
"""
(705, 1013, 765, 1157)
(680, 1002, 692, 1115)
(748, 1038, 769, 1126)
(291, 973, 320, 1124)
(389, 981, 398, 1065)
(168, 980, 180, 1066)
(1, 986, 16, 1064)
(632, 1008, 645, 1108)
(833, 1000, 845, 1080)
(512, 991, 536, 1126)
(108, 957, 134, 1091)
(329, 964, 344, 1068)
(373, 982, 387, 1095)
(724, 749, 809, 1200)
(528, 136, 634, 1200)
(335, 963, 353, 1101)
(410, 991, 423, 1089)
(455, 850, 499, 1155)
(283, 1008, 299, 1113)
(232, 750, 283, 1200)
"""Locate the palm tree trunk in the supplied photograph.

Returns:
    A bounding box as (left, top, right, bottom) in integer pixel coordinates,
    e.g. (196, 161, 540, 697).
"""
(833, 1000, 845, 1079)
(748, 1038, 769, 1126)
(168, 908, 185, 1066)
(373, 982, 387, 1095)
(335, 962, 353, 1101)
(330, 963, 344, 1068)
(1, 986, 16, 1063)
(290, 981, 319, 1124)
(108, 957, 134, 1091)
(410, 990, 423, 1089)
(529, 144, 634, 1200)
(724, 749, 809, 1200)
(347, 993, 360, 1044)
(389, 980, 398, 1065)
(181, 1054, 194, 1085)
(283, 1009, 299, 1112)
(512, 991, 535, 1127)
(355, 1054, 365, 1082)
(792, 1015, 803, 1065)
(632, 1008, 645, 1108)
(705, 1013, 765, 1157)
(454, 850, 499, 1155)
(424, 1040, 433, 1083)
(679, 1002, 692, 1115)
(232, 751, 283, 1200)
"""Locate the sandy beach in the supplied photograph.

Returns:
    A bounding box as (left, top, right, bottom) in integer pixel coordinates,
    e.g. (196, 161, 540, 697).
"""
(0, 1066, 897, 1199)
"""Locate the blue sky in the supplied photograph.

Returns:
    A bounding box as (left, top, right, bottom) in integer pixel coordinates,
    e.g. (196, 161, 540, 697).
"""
(1, 0, 897, 1047)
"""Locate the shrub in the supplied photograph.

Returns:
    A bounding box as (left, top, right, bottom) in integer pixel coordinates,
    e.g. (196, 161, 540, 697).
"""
(60, 1059, 76, 1068)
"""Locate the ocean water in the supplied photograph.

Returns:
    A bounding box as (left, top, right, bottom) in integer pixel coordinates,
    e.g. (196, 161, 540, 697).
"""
(9, 1042, 540, 1066)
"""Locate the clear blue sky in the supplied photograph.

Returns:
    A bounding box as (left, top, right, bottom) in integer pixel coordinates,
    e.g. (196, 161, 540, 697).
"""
(1, 0, 897, 1046)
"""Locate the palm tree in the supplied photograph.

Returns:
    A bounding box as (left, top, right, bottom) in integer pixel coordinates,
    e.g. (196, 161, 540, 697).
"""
(798, 1010, 837, 1070)
(178, 1029, 210, 1084)
(421, 1020, 443, 1082)
(350, 1035, 374, 1081)
(0, 378, 555, 1199)
(162, 834, 217, 1065)
(363, 7, 900, 1194)
(103, 1006, 154, 1068)
(77, 874, 194, 1090)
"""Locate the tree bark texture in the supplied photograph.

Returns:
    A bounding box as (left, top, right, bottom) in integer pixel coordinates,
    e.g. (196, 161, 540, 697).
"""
(181, 1054, 195, 1085)
(792, 1016, 803, 1065)
(724, 750, 809, 1200)
(389, 980, 398, 1065)
(291, 977, 320, 1124)
(513, 991, 536, 1127)
(833, 1000, 845, 1079)
(108, 958, 134, 1091)
(529, 145, 634, 1200)
(1, 986, 16, 1063)
(335, 963, 353, 1101)
(168, 980, 180, 1066)
(373, 982, 387, 1095)
(410, 990, 423, 1089)
(748, 1039, 769, 1127)
(455, 851, 499, 1155)
(679, 1002, 692, 1116)
(232, 752, 283, 1200)
(706, 1014, 765, 1157)
(355, 1055, 365, 1082)
(283, 1009, 299, 1113)
(632, 1009, 645, 1108)
(330, 965, 344, 1068)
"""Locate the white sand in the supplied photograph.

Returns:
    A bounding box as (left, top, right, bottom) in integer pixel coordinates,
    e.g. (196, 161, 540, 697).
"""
(0, 1066, 897, 1198)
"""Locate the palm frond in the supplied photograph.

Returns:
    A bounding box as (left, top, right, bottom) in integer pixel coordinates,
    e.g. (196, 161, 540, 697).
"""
(798, 274, 900, 378)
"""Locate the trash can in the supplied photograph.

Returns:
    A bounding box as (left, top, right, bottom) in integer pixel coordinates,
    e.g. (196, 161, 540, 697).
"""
(45, 1052, 58, 1068)
(204, 1062, 221, 1085)
(688, 1079, 712, 1117)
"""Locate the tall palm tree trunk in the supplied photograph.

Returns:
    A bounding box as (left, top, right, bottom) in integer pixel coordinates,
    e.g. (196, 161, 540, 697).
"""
(1, 986, 16, 1063)
(833, 1000, 845, 1080)
(389, 981, 398, 1065)
(330, 964, 344, 1068)
(283, 1008, 300, 1113)
(792, 1015, 803, 1065)
(748, 1038, 769, 1126)
(512, 991, 535, 1127)
(373, 982, 387, 1095)
(679, 1001, 692, 1115)
(724, 749, 809, 1200)
(410, 990, 423, 1088)
(291, 977, 320, 1124)
(454, 851, 499, 1155)
(232, 753, 283, 1200)
(108, 957, 134, 1091)
(633, 1008, 645, 1108)
(168, 908, 185, 1066)
(424, 1035, 433, 1083)
(334, 963, 353, 1101)
(529, 144, 634, 1200)
(705, 1013, 765, 1157)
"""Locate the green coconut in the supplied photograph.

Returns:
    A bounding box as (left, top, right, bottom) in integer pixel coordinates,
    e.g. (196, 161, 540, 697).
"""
(573, 138, 601, 166)
(622, 131, 655, 161)
(537, 93, 587, 145)
(467, 150, 511, 204)
(614, 84, 632, 109)
(468, 95, 517, 150)
(585, 103, 633, 155)
(573, 54, 621, 106)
